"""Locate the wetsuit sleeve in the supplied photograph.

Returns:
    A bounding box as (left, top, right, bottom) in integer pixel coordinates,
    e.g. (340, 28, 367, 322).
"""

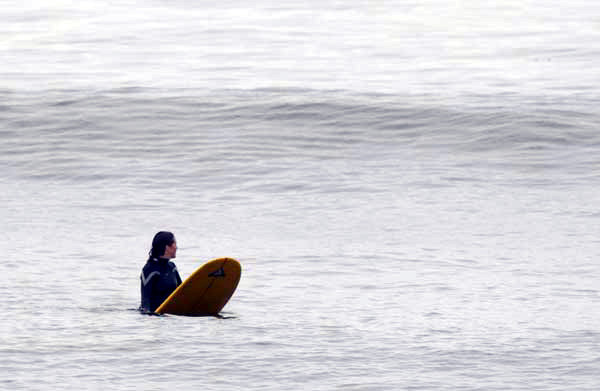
(174, 267, 182, 286)
(140, 270, 158, 313)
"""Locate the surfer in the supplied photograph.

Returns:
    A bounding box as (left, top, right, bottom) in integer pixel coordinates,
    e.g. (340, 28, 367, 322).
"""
(139, 231, 182, 313)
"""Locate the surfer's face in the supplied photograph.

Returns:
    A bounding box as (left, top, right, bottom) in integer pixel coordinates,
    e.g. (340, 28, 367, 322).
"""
(164, 240, 177, 259)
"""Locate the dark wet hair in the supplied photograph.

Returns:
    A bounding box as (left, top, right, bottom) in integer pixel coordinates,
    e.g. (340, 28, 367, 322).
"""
(148, 231, 175, 260)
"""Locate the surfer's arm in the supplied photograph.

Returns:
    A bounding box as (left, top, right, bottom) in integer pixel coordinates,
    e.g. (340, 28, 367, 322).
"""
(140, 270, 159, 312)
(174, 268, 182, 286)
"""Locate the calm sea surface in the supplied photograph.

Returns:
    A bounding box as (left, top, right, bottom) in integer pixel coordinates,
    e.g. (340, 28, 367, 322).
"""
(2, 1, 600, 390)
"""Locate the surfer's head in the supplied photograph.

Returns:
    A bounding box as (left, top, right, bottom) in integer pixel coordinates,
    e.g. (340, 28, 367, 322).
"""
(149, 231, 177, 259)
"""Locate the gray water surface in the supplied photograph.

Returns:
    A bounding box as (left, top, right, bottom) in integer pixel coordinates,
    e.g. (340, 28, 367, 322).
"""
(2, 1, 600, 390)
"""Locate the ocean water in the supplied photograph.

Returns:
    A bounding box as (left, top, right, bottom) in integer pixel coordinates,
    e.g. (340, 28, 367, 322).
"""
(2, 1, 600, 390)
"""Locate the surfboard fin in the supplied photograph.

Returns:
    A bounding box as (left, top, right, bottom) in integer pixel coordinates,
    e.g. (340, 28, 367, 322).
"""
(208, 267, 226, 278)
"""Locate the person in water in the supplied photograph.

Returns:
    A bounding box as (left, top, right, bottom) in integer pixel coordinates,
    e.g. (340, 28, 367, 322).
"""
(140, 231, 182, 313)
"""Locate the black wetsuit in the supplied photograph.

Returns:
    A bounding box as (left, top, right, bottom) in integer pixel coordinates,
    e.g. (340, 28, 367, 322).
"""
(140, 257, 182, 313)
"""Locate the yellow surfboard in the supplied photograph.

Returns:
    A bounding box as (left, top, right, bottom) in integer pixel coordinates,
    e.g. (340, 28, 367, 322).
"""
(155, 257, 241, 316)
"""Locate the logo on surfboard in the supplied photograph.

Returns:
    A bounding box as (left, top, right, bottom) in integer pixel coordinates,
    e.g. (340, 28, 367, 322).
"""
(208, 267, 226, 278)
